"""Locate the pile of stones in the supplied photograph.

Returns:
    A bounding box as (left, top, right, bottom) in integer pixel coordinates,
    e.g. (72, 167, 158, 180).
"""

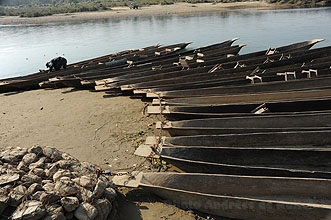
(0, 145, 118, 220)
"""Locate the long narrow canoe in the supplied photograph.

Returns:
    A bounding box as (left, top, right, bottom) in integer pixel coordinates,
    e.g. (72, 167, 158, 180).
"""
(146, 76, 331, 98)
(147, 130, 331, 148)
(157, 112, 331, 135)
(113, 172, 331, 220)
(158, 112, 331, 128)
(151, 88, 331, 107)
(136, 145, 331, 178)
(148, 97, 331, 117)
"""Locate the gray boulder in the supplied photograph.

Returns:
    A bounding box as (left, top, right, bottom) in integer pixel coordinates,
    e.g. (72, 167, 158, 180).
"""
(61, 197, 79, 212)
(74, 202, 98, 220)
(11, 200, 46, 220)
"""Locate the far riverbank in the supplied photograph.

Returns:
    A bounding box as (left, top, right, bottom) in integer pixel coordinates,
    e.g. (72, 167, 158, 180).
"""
(0, 2, 292, 25)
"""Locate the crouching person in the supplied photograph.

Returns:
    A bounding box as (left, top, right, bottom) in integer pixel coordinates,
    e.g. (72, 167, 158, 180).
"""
(46, 56, 67, 72)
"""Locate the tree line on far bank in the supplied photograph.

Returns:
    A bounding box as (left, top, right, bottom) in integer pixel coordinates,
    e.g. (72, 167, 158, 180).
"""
(0, 0, 330, 17)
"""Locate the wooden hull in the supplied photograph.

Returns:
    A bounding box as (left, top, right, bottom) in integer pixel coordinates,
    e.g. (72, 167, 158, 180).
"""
(159, 130, 331, 148)
(148, 97, 331, 117)
(147, 73, 331, 98)
(160, 147, 331, 178)
(113, 171, 331, 220)
(146, 185, 331, 220)
(153, 87, 331, 107)
(159, 112, 331, 135)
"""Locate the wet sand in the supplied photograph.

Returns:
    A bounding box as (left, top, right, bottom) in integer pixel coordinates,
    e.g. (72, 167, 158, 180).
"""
(0, 2, 284, 25)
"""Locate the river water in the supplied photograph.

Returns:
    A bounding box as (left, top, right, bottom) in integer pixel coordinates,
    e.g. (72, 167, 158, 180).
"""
(0, 7, 331, 79)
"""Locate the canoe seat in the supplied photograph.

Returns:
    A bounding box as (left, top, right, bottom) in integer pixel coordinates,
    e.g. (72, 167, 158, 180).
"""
(251, 103, 270, 114)
(179, 58, 190, 69)
(277, 71, 296, 81)
(301, 69, 318, 78)
(152, 65, 162, 70)
(234, 62, 246, 68)
(263, 57, 275, 64)
(279, 53, 291, 61)
(246, 75, 262, 84)
(266, 48, 278, 55)
(208, 64, 223, 73)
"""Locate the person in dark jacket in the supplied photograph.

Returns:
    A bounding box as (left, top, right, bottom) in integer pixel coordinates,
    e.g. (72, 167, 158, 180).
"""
(46, 57, 67, 72)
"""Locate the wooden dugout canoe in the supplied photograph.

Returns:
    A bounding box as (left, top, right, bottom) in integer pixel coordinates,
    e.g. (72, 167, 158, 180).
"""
(148, 97, 331, 117)
(151, 87, 331, 107)
(157, 112, 331, 128)
(149, 130, 331, 148)
(156, 112, 331, 135)
(113, 172, 331, 220)
(162, 126, 331, 136)
(136, 145, 331, 178)
(146, 74, 331, 98)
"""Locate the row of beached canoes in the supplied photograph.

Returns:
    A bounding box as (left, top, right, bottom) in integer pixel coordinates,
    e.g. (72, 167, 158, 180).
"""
(112, 38, 331, 220)
(3, 38, 331, 219)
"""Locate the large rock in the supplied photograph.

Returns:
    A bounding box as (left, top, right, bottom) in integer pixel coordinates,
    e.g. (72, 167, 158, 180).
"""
(44, 164, 59, 178)
(53, 170, 71, 182)
(28, 145, 43, 155)
(74, 202, 98, 220)
(0, 147, 27, 164)
(61, 197, 79, 212)
(74, 176, 95, 190)
(43, 146, 62, 162)
(93, 199, 112, 220)
(22, 153, 37, 166)
(40, 192, 60, 205)
(77, 188, 93, 203)
(0, 173, 20, 187)
(29, 168, 45, 178)
(27, 183, 43, 195)
(31, 191, 43, 200)
(9, 185, 27, 207)
(11, 200, 46, 220)
(42, 183, 55, 193)
(93, 180, 107, 199)
(44, 204, 65, 220)
(55, 160, 73, 169)
(17, 161, 30, 172)
(29, 157, 46, 170)
(103, 188, 117, 203)
(54, 179, 79, 197)
(21, 174, 42, 187)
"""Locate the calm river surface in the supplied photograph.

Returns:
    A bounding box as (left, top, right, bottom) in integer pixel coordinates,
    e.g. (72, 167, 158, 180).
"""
(0, 7, 331, 79)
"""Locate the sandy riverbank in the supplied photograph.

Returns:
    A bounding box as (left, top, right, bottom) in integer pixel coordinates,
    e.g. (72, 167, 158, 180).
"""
(0, 2, 286, 25)
(0, 87, 215, 220)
